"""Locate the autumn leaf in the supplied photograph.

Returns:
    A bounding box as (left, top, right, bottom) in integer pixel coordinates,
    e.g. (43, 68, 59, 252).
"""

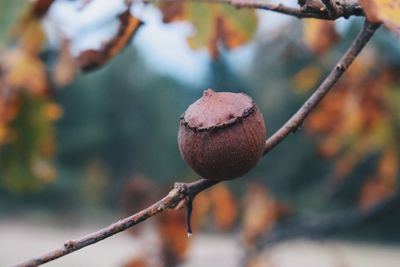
(1, 2, 47, 95)
(306, 87, 347, 135)
(303, 48, 400, 197)
(122, 256, 149, 267)
(2, 49, 47, 95)
(317, 135, 342, 158)
(358, 149, 398, 209)
(303, 19, 339, 55)
(0, 0, 58, 193)
(292, 64, 323, 93)
(241, 183, 289, 245)
(190, 189, 212, 231)
(32, 0, 54, 17)
(160, 2, 258, 58)
(186, 183, 237, 232)
(0, 126, 9, 146)
(360, 0, 400, 32)
(157, 210, 190, 267)
(209, 183, 238, 231)
(75, 11, 143, 72)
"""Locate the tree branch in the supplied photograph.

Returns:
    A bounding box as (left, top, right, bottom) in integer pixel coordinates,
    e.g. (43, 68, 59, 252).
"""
(137, 0, 364, 20)
(10, 179, 218, 267)
(321, 0, 338, 17)
(10, 18, 380, 267)
(232, 0, 363, 20)
(263, 20, 380, 155)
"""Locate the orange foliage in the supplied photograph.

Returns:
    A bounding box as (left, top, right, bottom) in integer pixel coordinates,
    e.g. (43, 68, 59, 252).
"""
(190, 183, 238, 232)
(157, 210, 190, 267)
(2, 49, 47, 95)
(190, 188, 212, 231)
(0, 3, 49, 146)
(303, 20, 339, 55)
(122, 256, 149, 267)
(306, 59, 394, 161)
(302, 40, 399, 208)
(359, 149, 398, 209)
(241, 183, 289, 245)
(292, 65, 323, 94)
(209, 183, 238, 231)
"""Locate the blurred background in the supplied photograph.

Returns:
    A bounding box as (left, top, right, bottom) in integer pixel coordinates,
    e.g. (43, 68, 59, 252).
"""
(1, 0, 400, 266)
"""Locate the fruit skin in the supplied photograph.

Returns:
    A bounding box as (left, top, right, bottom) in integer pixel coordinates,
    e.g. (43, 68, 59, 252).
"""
(178, 89, 266, 181)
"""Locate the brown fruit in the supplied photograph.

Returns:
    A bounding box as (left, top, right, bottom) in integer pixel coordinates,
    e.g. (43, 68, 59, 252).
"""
(178, 89, 266, 181)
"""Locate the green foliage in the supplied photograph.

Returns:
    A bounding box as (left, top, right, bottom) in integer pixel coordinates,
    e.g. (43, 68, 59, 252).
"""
(0, 94, 56, 193)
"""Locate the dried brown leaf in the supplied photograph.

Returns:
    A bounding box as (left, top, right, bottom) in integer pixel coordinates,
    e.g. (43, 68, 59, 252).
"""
(32, 0, 55, 17)
(75, 11, 143, 72)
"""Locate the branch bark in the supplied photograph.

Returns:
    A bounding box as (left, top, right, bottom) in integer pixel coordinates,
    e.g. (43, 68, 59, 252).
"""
(232, 0, 363, 20)
(321, 0, 339, 17)
(10, 17, 380, 267)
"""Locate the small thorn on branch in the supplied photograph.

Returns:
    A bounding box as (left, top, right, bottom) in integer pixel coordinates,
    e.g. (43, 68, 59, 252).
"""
(321, 0, 338, 17)
(64, 241, 74, 249)
(336, 64, 344, 71)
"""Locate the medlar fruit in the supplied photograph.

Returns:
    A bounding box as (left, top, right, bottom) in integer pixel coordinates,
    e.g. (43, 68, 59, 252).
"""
(178, 89, 266, 181)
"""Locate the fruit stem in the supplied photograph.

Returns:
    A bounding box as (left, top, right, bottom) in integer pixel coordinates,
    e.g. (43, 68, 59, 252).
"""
(203, 88, 214, 97)
(186, 198, 193, 237)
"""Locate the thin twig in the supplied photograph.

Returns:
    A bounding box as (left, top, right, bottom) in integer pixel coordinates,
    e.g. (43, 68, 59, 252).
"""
(263, 20, 380, 155)
(135, 0, 364, 20)
(10, 179, 217, 267)
(10, 17, 379, 267)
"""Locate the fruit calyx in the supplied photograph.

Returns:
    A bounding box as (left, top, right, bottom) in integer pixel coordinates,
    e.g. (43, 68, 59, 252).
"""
(180, 88, 256, 131)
